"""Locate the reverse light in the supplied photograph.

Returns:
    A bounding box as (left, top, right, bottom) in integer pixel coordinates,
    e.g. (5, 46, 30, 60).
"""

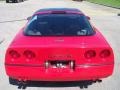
(9, 50, 20, 59)
(100, 49, 111, 58)
(85, 50, 96, 59)
(23, 50, 35, 59)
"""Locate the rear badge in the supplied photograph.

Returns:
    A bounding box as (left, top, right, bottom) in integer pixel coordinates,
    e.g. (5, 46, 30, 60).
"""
(55, 38, 64, 42)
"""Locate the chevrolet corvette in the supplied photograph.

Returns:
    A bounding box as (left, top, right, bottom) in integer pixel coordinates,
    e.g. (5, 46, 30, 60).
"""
(5, 8, 114, 83)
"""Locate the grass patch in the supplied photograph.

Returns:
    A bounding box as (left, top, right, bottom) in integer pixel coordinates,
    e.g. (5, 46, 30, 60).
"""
(88, 0, 120, 8)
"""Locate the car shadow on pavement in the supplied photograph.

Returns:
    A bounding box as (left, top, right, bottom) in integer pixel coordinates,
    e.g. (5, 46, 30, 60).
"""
(10, 79, 101, 89)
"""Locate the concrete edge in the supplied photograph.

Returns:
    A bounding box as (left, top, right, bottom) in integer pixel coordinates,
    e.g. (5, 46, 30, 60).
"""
(87, 1, 120, 9)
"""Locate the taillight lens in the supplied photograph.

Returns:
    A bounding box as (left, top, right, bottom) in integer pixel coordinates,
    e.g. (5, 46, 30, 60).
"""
(85, 50, 96, 59)
(23, 50, 35, 59)
(9, 50, 20, 59)
(100, 49, 111, 58)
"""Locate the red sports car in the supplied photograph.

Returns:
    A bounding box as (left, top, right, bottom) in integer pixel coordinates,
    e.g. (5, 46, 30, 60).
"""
(5, 8, 114, 83)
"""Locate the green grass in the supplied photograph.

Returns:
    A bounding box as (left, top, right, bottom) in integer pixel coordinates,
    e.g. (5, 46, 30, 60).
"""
(88, 0, 120, 8)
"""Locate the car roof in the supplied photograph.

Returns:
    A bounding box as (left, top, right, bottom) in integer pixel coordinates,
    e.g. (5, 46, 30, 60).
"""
(34, 8, 83, 15)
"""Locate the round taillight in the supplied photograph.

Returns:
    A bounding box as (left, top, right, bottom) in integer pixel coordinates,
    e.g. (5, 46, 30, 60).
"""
(100, 50, 111, 58)
(23, 50, 35, 59)
(85, 50, 96, 59)
(9, 50, 20, 59)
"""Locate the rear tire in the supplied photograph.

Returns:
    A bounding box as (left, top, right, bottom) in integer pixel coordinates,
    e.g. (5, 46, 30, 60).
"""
(6, 0, 9, 3)
(9, 77, 18, 85)
(12, 0, 15, 3)
(16, 0, 20, 3)
(20, 0, 23, 2)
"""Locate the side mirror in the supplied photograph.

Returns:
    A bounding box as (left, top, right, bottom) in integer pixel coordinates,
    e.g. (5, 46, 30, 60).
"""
(27, 16, 31, 20)
(86, 16, 90, 20)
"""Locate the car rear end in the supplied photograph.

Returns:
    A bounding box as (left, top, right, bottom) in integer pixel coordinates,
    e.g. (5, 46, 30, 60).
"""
(5, 8, 114, 82)
(5, 45, 114, 81)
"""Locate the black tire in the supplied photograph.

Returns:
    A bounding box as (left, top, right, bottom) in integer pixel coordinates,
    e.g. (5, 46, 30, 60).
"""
(16, 0, 20, 3)
(9, 77, 18, 85)
(6, 0, 9, 3)
(12, 0, 15, 3)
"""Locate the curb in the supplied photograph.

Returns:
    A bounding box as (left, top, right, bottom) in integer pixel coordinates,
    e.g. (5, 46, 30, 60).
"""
(87, 1, 120, 9)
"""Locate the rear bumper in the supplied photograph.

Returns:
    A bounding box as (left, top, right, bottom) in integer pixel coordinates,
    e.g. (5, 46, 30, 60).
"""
(5, 64, 114, 81)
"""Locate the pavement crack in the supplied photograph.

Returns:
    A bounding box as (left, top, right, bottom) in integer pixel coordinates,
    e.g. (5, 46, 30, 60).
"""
(0, 39, 5, 44)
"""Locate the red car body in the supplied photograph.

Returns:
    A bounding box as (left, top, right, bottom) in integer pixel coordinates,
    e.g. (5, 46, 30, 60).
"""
(5, 8, 114, 82)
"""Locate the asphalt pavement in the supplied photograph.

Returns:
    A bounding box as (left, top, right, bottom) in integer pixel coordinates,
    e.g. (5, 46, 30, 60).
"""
(0, 0, 120, 90)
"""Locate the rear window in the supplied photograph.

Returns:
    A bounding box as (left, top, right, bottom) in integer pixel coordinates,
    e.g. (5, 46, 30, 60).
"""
(24, 14, 94, 36)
